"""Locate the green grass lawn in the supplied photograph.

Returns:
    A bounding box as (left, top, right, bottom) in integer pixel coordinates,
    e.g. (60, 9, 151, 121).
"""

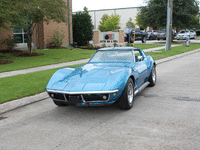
(1, 43, 200, 104)
(0, 63, 84, 104)
(146, 43, 200, 60)
(0, 48, 96, 73)
(132, 44, 165, 49)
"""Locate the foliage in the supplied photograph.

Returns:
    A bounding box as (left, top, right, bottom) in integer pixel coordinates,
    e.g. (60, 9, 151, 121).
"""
(136, 7, 149, 30)
(98, 14, 121, 32)
(10, 0, 68, 53)
(52, 30, 65, 47)
(2, 36, 16, 50)
(137, 0, 199, 31)
(126, 18, 135, 28)
(0, 0, 15, 30)
(72, 7, 93, 46)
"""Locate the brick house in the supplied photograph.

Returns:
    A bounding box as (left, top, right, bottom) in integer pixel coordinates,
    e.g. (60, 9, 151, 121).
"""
(0, 0, 73, 50)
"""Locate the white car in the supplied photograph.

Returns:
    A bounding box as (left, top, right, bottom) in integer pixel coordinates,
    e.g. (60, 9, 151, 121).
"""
(176, 30, 191, 40)
(190, 30, 196, 39)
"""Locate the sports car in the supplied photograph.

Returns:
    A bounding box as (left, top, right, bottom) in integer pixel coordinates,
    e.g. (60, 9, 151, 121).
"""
(46, 47, 156, 110)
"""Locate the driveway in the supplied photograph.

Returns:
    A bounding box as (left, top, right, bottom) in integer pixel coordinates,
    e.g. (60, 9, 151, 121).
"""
(0, 51, 200, 150)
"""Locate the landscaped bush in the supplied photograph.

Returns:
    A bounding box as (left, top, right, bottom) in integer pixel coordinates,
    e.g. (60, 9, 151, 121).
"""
(2, 36, 16, 50)
(72, 7, 93, 46)
(52, 30, 65, 47)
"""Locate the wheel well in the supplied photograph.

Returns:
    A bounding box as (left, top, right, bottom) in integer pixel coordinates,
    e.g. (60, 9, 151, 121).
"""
(153, 62, 156, 67)
(129, 76, 135, 84)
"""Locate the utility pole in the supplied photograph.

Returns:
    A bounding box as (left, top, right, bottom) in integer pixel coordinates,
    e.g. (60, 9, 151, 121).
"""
(165, 0, 173, 51)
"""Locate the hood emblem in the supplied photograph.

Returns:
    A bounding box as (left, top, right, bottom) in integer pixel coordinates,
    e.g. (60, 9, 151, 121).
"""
(71, 85, 77, 87)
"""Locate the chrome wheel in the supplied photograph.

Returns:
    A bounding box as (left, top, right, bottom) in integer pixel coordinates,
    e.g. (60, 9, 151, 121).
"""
(127, 83, 134, 104)
(152, 68, 156, 83)
(149, 66, 156, 87)
(117, 78, 134, 110)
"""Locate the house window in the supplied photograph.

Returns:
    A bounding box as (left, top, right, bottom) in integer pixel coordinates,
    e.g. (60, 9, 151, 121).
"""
(13, 25, 28, 43)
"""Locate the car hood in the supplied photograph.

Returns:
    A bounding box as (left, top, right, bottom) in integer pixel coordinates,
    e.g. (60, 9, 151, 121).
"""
(48, 63, 131, 92)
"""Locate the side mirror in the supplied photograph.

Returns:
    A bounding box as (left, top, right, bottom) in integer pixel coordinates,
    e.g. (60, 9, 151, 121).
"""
(138, 56, 143, 61)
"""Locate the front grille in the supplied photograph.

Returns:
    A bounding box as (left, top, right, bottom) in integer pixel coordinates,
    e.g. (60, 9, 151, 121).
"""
(48, 93, 65, 101)
(48, 92, 110, 103)
(83, 94, 109, 101)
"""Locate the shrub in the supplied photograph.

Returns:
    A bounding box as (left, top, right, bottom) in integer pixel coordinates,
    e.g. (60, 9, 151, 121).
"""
(72, 7, 93, 46)
(52, 30, 65, 47)
(2, 36, 16, 50)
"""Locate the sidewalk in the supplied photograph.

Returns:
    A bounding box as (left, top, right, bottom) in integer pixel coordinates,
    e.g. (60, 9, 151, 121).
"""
(0, 45, 181, 78)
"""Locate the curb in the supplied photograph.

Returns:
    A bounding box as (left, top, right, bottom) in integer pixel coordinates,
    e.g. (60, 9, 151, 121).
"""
(0, 92, 49, 114)
(1, 48, 200, 114)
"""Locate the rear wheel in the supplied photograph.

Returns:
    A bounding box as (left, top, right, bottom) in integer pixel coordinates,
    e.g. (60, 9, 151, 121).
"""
(53, 100, 69, 106)
(148, 65, 156, 87)
(117, 78, 134, 110)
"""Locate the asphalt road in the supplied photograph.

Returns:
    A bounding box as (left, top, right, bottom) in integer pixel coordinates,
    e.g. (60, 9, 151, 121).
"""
(1, 51, 200, 150)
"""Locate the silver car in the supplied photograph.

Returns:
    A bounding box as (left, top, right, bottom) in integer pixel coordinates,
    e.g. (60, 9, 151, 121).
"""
(176, 30, 191, 40)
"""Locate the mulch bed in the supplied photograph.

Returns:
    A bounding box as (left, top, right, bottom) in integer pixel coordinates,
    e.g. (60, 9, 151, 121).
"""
(48, 45, 67, 49)
(0, 60, 12, 65)
(0, 49, 24, 54)
(0, 49, 44, 65)
(18, 52, 44, 57)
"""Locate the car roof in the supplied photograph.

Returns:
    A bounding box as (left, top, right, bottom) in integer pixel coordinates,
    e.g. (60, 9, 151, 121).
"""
(98, 47, 140, 51)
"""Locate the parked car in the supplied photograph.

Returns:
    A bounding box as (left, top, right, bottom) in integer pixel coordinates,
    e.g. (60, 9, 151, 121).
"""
(176, 30, 192, 40)
(147, 30, 158, 40)
(157, 29, 175, 40)
(157, 29, 167, 40)
(190, 30, 196, 39)
(46, 47, 156, 110)
(124, 28, 147, 43)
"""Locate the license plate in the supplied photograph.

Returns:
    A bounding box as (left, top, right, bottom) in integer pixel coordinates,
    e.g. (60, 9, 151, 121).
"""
(68, 95, 80, 104)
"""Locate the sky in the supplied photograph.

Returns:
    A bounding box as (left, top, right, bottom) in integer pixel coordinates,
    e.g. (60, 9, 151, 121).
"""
(72, 0, 147, 12)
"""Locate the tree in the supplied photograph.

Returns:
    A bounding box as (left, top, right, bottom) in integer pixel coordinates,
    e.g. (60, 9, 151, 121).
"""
(136, 7, 149, 30)
(98, 14, 121, 32)
(11, 0, 68, 53)
(0, 0, 19, 30)
(137, 0, 199, 32)
(126, 18, 135, 28)
(72, 7, 93, 46)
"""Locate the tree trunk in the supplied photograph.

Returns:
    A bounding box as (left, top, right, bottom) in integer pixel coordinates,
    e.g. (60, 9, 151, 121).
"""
(27, 34, 32, 53)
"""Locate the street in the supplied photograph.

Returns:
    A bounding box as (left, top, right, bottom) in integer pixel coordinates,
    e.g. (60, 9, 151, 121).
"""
(1, 51, 200, 150)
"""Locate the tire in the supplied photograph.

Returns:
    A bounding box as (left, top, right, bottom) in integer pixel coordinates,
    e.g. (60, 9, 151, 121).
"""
(117, 78, 134, 110)
(142, 36, 146, 43)
(157, 38, 160, 41)
(148, 65, 156, 87)
(53, 100, 69, 106)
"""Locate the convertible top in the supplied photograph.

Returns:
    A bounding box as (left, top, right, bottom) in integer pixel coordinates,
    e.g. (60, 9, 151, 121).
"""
(98, 47, 140, 51)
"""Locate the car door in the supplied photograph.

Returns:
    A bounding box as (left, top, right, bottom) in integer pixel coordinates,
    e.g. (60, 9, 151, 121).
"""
(133, 49, 148, 86)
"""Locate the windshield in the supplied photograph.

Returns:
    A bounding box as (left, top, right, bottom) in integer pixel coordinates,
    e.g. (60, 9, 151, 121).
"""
(89, 50, 133, 63)
(180, 31, 189, 33)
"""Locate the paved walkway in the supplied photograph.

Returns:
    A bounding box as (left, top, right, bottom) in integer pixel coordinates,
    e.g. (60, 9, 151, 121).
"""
(0, 44, 182, 78)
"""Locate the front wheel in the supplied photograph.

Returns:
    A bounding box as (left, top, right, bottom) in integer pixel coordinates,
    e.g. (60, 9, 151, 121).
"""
(148, 65, 156, 87)
(117, 78, 134, 110)
(142, 36, 146, 43)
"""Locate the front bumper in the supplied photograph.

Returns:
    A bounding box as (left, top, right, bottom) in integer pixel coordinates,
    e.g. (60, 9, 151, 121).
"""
(46, 89, 119, 106)
(176, 36, 187, 40)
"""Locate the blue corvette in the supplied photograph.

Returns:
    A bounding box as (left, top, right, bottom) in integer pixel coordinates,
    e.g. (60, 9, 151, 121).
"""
(46, 47, 156, 110)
